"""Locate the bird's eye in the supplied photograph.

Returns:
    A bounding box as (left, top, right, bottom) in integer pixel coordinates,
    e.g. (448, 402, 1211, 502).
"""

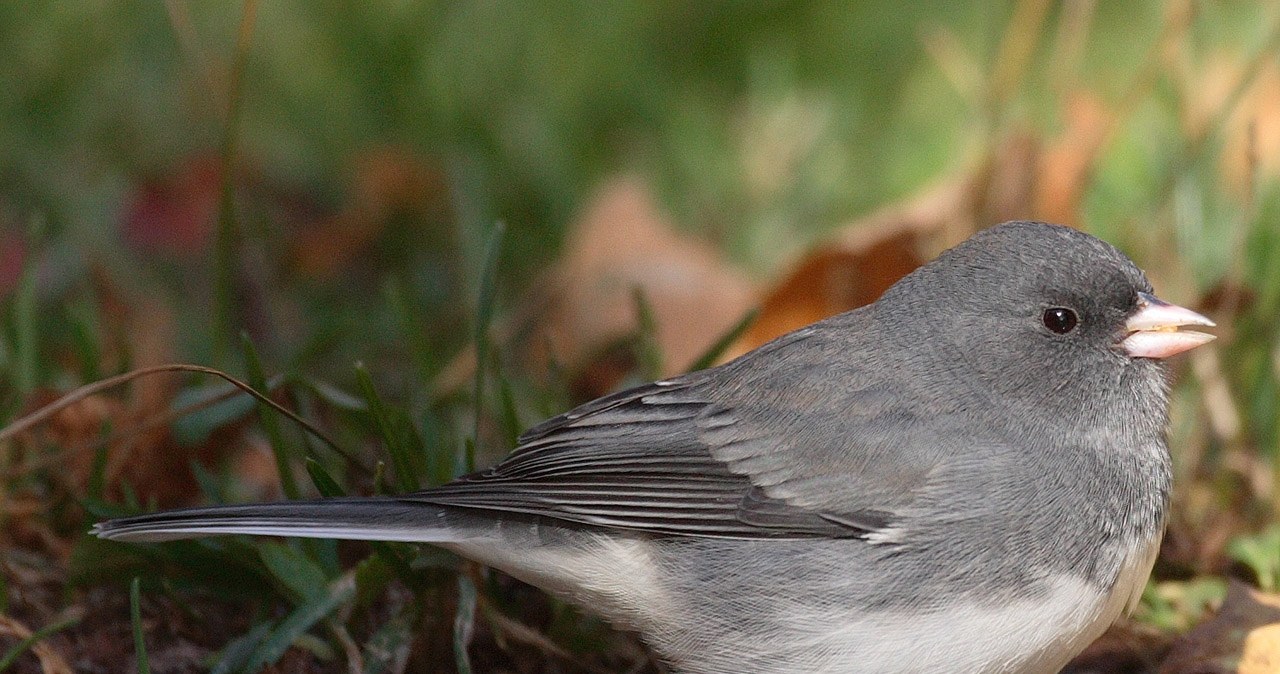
(1043, 307, 1078, 334)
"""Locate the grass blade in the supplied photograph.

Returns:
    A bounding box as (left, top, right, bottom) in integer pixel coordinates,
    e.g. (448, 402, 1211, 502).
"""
(497, 368, 521, 450)
(257, 541, 330, 602)
(385, 275, 439, 382)
(210, 0, 259, 363)
(452, 574, 477, 674)
(11, 245, 36, 395)
(0, 611, 83, 671)
(354, 363, 425, 491)
(243, 334, 301, 500)
(244, 575, 355, 671)
(86, 419, 112, 500)
(631, 287, 663, 381)
(210, 622, 272, 674)
(469, 221, 506, 472)
(305, 458, 346, 498)
(688, 308, 759, 372)
(362, 610, 415, 674)
(130, 577, 151, 674)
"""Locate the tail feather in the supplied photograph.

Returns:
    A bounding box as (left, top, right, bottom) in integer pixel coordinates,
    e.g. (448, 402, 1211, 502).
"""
(95, 497, 667, 635)
(92, 497, 483, 544)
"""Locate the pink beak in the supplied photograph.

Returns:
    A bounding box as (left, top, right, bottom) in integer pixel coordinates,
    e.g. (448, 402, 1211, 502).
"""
(1119, 292, 1216, 359)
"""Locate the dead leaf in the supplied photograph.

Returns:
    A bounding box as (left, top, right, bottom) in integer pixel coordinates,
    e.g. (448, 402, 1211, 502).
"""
(1036, 90, 1114, 227)
(436, 175, 756, 398)
(1159, 580, 1280, 674)
(0, 229, 26, 299)
(1063, 621, 1170, 674)
(1241, 623, 1280, 674)
(120, 154, 220, 257)
(724, 177, 967, 357)
(531, 176, 755, 375)
(0, 612, 75, 674)
(729, 230, 925, 357)
(11, 297, 242, 510)
(1219, 58, 1280, 199)
(289, 147, 453, 280)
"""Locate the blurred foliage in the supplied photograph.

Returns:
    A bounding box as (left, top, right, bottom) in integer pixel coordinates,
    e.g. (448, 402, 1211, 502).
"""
(1139, 577, 1229, 635)
(1, 0, 1280, 671)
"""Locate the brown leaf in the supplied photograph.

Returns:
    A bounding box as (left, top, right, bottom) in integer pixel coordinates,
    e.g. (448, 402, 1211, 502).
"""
(289, 147, 452, 280)
(0, 612, 76, 674)
(1035, 91, 1114, 227)
(436, 175, 756, 398)
(1159, 581, 1280, 674)
(1240, 623, 1280, 674)
(1219, 58, 1280, 199)
(725, 177, 967, 357)
(533, 176, 755, 375)
(120, 155, 220, 257)
(1064, 621, 1171, 674)
(731, 231, 924, 356)
(0, 229, 26, 299)
(12, 298, 241, 509)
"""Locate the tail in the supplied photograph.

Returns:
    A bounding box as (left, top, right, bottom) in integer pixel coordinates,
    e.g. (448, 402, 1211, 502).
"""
(92, 497, 486, 544)
(95, 498, 667, 632)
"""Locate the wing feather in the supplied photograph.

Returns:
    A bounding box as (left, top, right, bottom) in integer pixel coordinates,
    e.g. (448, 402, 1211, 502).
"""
(409, 311, 947, 540)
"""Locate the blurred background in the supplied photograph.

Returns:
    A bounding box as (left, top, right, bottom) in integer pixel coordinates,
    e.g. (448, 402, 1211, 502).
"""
(2, 1, 1280, 672)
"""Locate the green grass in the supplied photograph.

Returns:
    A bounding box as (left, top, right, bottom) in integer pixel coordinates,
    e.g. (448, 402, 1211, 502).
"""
(2, 0, 1280, 671)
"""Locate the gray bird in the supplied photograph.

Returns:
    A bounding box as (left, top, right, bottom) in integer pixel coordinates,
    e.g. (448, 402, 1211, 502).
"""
(95, 221, 1216, 674)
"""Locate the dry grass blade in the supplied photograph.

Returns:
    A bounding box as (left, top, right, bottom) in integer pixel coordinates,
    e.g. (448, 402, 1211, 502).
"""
(3, 378, 251, 480)
(1161, 3, 1280, 199)
(475, 595, 618, 674)
(162, 0, 219, 103)
(1191, 346, 1243, 444)
(212, 0, 260, 361)
(988, 0, 1055, 110)
(332, 623, 364, 674)
(0, 612, 79, 674)
(0, 364, 340, 455)
(920, 25, 983, 101)
(1047, 0, 1096, 98)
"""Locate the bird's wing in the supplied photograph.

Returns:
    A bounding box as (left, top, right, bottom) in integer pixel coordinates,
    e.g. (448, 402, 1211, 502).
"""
(407, 314, 949, 539)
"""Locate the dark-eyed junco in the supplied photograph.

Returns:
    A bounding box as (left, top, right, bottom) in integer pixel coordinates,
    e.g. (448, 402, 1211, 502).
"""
(95, 221, 1215, 673)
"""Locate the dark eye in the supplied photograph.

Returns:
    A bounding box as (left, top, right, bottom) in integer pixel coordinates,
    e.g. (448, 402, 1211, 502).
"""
(1043, 307, 1078, 334)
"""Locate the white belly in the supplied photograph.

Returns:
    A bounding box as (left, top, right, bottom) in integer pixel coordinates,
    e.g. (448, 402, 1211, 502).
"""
(681, 532, 1166, 674)
(447, 526, 1164, 674)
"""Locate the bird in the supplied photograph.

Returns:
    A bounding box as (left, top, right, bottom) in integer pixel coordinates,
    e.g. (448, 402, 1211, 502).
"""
(94, 221, 1216, 674)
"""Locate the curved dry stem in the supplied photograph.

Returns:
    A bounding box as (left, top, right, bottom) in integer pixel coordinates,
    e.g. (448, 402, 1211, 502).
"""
(0, 364, 341, 459)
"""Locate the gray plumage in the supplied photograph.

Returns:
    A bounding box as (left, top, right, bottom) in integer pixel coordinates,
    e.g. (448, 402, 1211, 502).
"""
(96, 221, 1215, 673)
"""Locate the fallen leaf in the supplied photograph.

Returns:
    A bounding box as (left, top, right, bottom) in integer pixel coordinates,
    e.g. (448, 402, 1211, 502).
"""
(120, 154, 221, 257)
(1063, 621, 1170, 674)
(1035, 90, 1114, 227)
(0, 229, 26, 299)
(1175, 47, 1280, 199)
(1158, 580, 1280, 674)
(724, 177, 966, 357)
(729, 231, 925, 356)
(12, 296, 246, 510)
(1241, 623, 1280, 674)
(289, 147, 453, 280)
(531, 176, 755, 375)
(0, 612, 75, 674)
(436, 175, 756, 398)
